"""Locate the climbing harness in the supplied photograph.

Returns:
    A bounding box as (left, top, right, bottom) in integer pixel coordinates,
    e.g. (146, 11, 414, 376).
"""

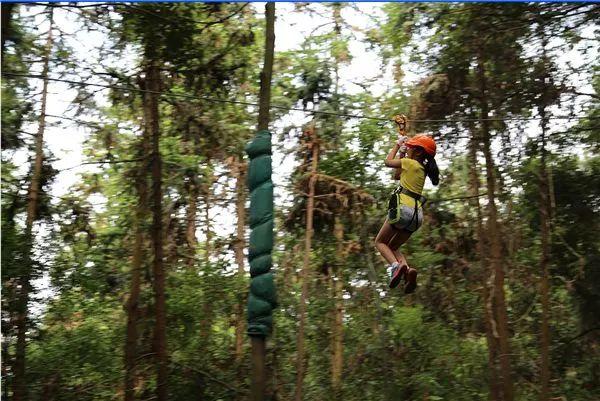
(387, 185, 426, 231)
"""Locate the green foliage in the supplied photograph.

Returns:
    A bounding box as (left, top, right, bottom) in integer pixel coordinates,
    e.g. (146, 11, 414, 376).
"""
(386, 306, 488, 400)
(2, 3, 599, 401)
(28, 294, 124, 400)
(1, 5, 36, 149)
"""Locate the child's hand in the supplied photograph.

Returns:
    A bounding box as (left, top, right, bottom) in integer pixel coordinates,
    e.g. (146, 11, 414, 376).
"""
(393, 115, 406, 126)
(393, 114, 408, 134)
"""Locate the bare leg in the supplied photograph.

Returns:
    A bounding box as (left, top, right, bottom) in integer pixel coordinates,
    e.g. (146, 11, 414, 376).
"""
(374, 220, 400, 265)
(386, 232, 401, 264)
(389, 229, 412, 267)
(390, 228, 418, 293)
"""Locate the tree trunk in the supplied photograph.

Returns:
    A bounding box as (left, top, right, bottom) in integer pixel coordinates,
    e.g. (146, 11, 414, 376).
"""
(331, 217, 344, 395)
(124, 180, 146, 401)
(124, 75, 153, 401)
(538, 101, 551, 401)
(468, 137, 501, 401)
(14, 10, 53, 401)
(186, 172, 199, 269)
(294, 123, 319, 401)
(360, 217, 392, 399)
(40, 373, 59, 401)
(536, 27, 553, 400)
(477, 51, 514, 401)
(331, 3, 343, 145)
(250, 4, 275, 401)
(256, 3, 275, 133)
(1, 2, 15, 57)
(2, 341, 8, 400)
(234, 158, 247, 362)
(199, 160, 213, 351)
(203, 160, 213, 265)
(329, 8, 345, 393)
(147, 62, 168, 401)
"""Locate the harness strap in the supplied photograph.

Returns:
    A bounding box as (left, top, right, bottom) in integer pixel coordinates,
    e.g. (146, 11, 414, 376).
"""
(395, 186, 427, 206)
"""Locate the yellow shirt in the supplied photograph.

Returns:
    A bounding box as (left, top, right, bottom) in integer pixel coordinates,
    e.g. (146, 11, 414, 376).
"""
(399, 158, 425, 207)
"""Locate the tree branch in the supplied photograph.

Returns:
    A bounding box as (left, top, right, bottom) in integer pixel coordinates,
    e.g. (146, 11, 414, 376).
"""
(563, 88, 600, 100)
(180, 364, 245, 394)
(560, 327, 600, 345)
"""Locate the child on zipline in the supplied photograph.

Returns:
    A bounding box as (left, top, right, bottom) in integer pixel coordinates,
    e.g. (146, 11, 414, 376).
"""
(375, 115, 439, 293)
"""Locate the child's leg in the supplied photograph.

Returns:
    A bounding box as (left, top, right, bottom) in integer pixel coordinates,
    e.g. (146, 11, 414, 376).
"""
(374, 220, 399, 265)
(390, 228, 418, 293)
(389, 229, 412, 266)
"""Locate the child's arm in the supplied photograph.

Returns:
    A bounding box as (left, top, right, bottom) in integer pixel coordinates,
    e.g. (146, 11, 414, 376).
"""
(385, 143, 403, 168)
(387, 115, 408, 176)
(384, 137, 407, 169)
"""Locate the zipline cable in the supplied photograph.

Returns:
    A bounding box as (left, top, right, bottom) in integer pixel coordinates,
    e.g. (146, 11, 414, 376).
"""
(3, 71, 598, 124)
(3, 72, 390, 122)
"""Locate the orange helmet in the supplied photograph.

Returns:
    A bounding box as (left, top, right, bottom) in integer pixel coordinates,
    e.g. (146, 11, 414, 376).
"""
(406, 134, 436, 156)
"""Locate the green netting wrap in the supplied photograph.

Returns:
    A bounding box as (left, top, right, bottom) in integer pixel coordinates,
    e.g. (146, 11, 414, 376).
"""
(245, 130, 277, 338)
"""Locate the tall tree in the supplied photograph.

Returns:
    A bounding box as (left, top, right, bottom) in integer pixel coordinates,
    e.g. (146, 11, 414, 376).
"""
(537, 94, 552, 401)
(13, 8, 54, 401)
(1, 3, 15, 57)
(232, 157, 247, 362)
(124, 79, 152, 401)
(294, 122, 319, 401)
(525, 9, 586, 397)
(329, 5, 347, 394)
(475, 47, 515, 401)
(331, 216, 344, 394)
(145, 61, 168, 401)
(249, 4, 276, 401)
(468, 137, 502, 401)
(183, 121, 200, 270)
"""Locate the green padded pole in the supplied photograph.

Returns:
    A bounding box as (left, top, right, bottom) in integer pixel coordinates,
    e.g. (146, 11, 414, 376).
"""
(245, 130, 277, 337)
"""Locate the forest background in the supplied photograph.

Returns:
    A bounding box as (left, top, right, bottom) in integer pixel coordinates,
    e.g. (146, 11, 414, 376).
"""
(1, 2, 599, 401)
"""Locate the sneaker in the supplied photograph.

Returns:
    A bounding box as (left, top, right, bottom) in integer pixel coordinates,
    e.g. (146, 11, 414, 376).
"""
(388, 263, 407, 289)
(386, 263, 397, 280)
(404, 268, 418, 294)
